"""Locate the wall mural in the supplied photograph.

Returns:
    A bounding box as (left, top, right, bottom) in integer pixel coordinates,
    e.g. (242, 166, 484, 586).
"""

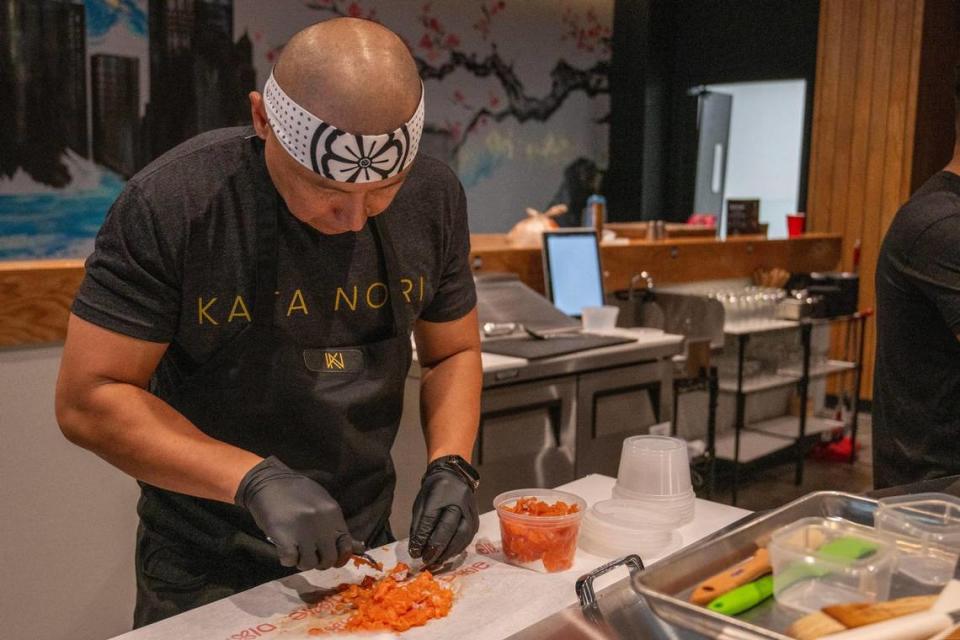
(0, 0, 612, 260)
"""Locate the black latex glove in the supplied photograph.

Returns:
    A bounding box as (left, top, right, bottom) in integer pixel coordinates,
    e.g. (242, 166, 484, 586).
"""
(235, 456, 355, 572)
(408, 462, 480, 566)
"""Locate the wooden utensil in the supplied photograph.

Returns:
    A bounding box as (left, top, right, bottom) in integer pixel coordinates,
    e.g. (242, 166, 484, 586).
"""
(787, 611, 847, 640)
(787, 595, 938, 639)
(823, 595, 937, 628)
(690, 548, 771, 605)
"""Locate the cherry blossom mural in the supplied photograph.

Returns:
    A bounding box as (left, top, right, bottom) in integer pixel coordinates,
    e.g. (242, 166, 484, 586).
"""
(243, 0, 613, 232)
(303, 1, 610, 154)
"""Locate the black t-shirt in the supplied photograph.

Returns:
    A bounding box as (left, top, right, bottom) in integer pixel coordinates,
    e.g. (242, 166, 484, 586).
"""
(873, 171, 960, 488)
(73, 126, 476, 388)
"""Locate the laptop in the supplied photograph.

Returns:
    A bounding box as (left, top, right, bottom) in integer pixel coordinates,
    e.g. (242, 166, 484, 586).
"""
(539, 229, 605, 336)
(480, 229, 635, 357)
(479, 230, 635, 358)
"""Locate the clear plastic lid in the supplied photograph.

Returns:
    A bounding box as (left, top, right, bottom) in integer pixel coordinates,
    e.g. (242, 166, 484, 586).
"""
(579, 499, 683, 558)
(612, 482, 696, 502)
(876, 493, 960, 547)
(611, 483, 695, 525)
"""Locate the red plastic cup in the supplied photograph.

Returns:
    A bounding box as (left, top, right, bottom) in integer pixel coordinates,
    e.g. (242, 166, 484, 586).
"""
(786, 213, 806, 237)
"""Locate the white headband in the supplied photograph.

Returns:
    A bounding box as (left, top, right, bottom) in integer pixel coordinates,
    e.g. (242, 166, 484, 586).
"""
(262, 71, 424, 184)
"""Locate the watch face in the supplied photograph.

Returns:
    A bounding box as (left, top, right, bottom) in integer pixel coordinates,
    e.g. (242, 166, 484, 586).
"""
(461, 466, 480, 484)
(454, 457, 479, 479)
(448, 456, 480, 487)
(429, 455, 479, 489)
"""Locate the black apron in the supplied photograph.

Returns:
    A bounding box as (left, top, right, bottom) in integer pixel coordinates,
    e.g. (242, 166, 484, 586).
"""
(133, 140, 413, 627)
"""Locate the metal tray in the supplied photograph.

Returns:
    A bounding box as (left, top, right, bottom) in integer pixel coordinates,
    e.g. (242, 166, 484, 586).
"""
(631, 491, 944, 640)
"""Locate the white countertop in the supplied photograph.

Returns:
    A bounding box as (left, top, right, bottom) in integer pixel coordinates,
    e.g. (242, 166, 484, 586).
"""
(110, 475, 749, 640)
(487, 327, 682, 369)
(415, 327, 685, 376)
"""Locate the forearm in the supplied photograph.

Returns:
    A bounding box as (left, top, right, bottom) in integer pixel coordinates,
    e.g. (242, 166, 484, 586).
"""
(418, 346, 482, 463)
(56, 381, 261, 503)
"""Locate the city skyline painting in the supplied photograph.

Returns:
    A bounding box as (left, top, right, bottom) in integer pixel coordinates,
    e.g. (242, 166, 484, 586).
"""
(0, 0, 612, 259)
(0, 0, 256, 260)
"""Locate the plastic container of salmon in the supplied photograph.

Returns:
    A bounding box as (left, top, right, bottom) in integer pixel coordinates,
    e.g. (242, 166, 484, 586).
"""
(494, 489, 587, 573)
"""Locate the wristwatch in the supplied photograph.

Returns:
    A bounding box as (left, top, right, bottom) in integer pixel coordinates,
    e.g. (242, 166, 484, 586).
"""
(426, 454, 481, 492)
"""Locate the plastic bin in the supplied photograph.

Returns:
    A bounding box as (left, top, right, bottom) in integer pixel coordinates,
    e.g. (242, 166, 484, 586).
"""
(769, 517, 897, 612)
(876, 492, 960, 586)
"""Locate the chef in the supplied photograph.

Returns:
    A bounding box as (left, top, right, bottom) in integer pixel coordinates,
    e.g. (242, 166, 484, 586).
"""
(55, 18, 482, 627)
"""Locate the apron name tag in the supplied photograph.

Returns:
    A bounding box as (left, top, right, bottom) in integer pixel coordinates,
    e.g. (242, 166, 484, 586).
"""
(303, 349, 364, 373)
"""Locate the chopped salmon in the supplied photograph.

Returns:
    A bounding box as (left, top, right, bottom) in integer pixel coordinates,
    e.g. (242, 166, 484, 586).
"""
(500, 498, 581, 572)
(338, 563, 454, 632)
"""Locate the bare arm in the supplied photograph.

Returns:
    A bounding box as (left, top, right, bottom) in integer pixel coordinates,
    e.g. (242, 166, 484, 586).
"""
(413, 307, 482, 463)
(55, 313, 262, 503)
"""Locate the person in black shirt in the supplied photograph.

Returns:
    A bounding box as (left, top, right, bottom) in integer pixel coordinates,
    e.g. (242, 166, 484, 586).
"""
(55, 18, 482, 626)
(873, 74, 960, 489)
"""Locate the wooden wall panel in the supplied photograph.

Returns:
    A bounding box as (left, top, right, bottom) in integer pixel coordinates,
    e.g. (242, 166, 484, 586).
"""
(807, 0, 927, 399)
(0, 261, 85, 347)
(0, 236, 840, 348)
(471, 234, 842, 296)
(843, 0, 877, 260)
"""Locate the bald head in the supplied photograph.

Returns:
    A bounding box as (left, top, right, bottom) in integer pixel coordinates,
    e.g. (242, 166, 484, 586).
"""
(274, 18, 421, 135)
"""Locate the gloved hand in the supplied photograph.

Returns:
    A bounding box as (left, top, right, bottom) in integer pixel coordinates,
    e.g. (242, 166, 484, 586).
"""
(408, 458, 480, 566)
(235, 456, 354, 571)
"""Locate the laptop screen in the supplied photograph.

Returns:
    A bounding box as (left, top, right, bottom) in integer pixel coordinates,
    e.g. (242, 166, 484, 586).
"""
(542, 231, 605, 317)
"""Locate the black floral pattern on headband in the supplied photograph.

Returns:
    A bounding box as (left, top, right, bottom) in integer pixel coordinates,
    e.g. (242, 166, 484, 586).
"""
(311, 125, 411, 183)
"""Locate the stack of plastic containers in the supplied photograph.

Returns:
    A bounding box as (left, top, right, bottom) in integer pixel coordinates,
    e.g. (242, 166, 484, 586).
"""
(577, 435, 693, 559)
(579, 498, 684, 558)
(611, 435, 696, 525)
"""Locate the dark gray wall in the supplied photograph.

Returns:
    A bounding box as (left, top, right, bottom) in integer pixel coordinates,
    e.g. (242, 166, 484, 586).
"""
(607, 0, 820, 222)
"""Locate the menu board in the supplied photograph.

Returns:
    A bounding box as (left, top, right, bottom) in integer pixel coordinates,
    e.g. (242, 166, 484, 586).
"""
(726, 199, 761, 235)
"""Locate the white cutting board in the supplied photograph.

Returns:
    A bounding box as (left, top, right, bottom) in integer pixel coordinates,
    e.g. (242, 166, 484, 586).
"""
(109, 475, 748, 640)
